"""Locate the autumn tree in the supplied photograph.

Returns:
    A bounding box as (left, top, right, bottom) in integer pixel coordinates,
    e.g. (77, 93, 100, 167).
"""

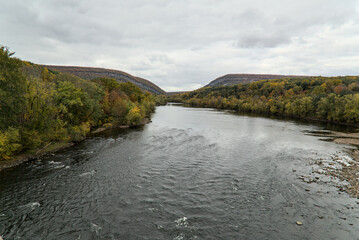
(0, 47, 26, 129)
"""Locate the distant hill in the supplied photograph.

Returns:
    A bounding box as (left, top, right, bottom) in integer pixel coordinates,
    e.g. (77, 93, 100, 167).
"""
(205, 74, 307, 87)
(43, 65, 166, 95)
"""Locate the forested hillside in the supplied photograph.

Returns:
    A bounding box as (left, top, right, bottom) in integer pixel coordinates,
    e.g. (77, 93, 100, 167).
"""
(205, 74, 306, 87)
(170, 76, 359, 125)
(0, 47, 157, 160)
(44, 65, 166, 95)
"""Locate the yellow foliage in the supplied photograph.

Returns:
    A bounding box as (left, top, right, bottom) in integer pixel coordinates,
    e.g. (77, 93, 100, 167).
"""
(0, 128, 21, 160)
(80, 122, 91, 135)
(126, 106, 144, 126)
(103, 123, 113, 128)
(287, 89, 294, 95)
(131, 106, 141, 114)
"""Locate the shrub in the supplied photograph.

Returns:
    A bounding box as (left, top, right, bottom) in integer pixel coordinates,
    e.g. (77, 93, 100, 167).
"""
(20, 129, 42, 151)
(126, 106, 143, 126)
(0, 127, 22, 160)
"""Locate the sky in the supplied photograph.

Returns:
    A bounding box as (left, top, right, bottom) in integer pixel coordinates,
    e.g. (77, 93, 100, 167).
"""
(1, 0, 359, 91)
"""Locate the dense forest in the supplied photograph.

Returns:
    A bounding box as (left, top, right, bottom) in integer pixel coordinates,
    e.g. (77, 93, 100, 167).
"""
(169, 75, 359, 125)
(0, 47, 161, 160)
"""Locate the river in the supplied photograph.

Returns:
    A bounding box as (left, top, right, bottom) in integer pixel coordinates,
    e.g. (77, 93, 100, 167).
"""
(1, 104, 359, 239)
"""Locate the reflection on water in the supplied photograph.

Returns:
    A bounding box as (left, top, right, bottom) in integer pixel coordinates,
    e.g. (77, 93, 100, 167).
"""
(0, 104, 359, 239)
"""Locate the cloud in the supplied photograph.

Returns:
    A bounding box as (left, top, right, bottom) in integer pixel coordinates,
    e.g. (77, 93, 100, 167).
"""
(1, 0, 359, 91)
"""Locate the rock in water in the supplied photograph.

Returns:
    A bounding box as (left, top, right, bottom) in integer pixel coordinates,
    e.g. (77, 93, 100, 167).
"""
(296, 221, 303, 225)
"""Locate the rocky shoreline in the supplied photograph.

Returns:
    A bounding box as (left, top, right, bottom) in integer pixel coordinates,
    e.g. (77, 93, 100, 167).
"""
(0, 118, 151, 172)
(306, 130, 359, 198)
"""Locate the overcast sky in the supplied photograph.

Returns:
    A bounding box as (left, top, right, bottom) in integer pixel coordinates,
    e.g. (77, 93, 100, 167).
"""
(1, 0, 359, 91)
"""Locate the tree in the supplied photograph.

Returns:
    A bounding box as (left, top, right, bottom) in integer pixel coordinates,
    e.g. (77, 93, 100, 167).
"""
(126, 106, 144, 126)
(0, 47, 26, 129)
(54, 81, 85, 125)
(344, 94, 359, 123)
(0, 127, 21, 159)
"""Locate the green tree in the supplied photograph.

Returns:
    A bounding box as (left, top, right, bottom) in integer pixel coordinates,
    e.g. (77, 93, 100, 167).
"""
(54, 81, 86, 125)
(0, 47, 26, 129)
(344, 94, 359, 123)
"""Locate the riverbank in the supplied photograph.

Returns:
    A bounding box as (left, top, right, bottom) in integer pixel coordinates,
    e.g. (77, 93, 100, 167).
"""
(91, 118, 151, 134)
(0, 142, 74, 172)
(0, 118, 151, 172)
(307, 131, 359, 198)
(329, 132, 359, 198)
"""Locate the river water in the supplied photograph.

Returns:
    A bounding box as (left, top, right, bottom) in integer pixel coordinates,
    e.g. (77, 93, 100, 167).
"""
(1, 104, 359, 239)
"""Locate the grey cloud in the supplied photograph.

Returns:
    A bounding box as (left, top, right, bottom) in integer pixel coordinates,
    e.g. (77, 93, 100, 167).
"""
(147, 54, 173, 65)
(232, 1, 358, 49)
(1, 0, 359, 91)
(236, 33, 291, 48)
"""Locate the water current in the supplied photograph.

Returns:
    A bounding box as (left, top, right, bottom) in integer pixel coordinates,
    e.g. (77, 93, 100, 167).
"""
(1, 104, 359, 239)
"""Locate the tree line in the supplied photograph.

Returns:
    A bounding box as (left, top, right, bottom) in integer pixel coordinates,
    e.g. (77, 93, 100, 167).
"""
(169, 75, 359, 125)
(0, 47, 159, 160)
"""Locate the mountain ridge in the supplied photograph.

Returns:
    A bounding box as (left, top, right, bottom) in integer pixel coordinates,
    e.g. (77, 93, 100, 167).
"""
(205, 73, 308, 88)
(43, 65, 166, 95)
